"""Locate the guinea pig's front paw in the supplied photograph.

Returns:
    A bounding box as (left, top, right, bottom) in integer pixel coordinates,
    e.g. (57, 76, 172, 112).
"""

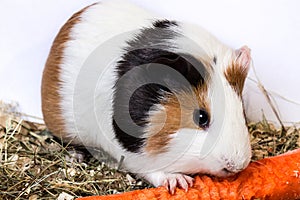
(144, 172, 194, 194)
(162, 173, 194, 194)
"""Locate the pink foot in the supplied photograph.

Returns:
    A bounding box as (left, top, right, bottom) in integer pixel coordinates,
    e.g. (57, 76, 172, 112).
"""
(162, 173, 194, 194)
(144, 172, 194, 195)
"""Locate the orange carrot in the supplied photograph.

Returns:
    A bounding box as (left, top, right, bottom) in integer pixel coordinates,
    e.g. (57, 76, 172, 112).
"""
(77, 148, 300, 200)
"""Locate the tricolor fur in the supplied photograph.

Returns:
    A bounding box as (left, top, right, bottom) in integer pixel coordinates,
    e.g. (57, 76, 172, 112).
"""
(42, 0, 252, 192)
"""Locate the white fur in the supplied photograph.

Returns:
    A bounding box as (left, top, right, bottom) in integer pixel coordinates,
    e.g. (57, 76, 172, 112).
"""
(56, 0, 251, 189)
(58, 1, 160, 158)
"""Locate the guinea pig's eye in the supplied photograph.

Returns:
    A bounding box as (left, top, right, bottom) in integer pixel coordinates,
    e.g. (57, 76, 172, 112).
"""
(193, 109, 209, 129)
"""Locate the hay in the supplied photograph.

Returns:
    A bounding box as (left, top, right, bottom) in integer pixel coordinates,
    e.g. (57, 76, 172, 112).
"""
(0, 104, 299, 199)
(249, 116, 300, 160)
(0, 119, 150, 200)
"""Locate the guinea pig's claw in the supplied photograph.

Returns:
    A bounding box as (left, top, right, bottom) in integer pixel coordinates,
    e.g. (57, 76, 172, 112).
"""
(162, 174, 194, 194)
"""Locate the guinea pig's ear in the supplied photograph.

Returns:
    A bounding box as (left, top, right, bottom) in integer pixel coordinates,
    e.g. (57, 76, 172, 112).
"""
(224, 46, 251, 96)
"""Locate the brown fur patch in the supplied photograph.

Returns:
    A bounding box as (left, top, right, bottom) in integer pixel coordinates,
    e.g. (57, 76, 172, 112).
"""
(145, 84, 210, 155)
(224, 47, 251, 96)
(41, 5, 94, 139)
(224, 63, 248, 96)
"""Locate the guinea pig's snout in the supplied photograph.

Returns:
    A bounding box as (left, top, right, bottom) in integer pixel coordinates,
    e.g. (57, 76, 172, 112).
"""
(221, 162, 242, 175)
(220, 157, 249, 176)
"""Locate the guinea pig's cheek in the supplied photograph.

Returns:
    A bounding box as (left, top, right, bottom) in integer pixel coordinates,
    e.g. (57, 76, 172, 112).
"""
(143, 104, 179, 155)
(143, 128, 181, 155)
(167, 128, 208, 155)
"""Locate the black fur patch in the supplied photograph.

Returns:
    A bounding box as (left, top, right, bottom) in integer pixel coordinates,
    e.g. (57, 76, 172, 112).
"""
(112, 21, 208, 153)
(213, 56, 217, 64)
(153, 19, 178, 28)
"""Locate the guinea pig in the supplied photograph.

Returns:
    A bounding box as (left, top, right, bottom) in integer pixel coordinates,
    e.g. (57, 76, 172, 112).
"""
(41, 0, 252, 194)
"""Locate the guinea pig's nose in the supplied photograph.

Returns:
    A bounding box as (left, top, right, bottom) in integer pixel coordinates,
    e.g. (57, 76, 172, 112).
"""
(222, 160, 244, 174)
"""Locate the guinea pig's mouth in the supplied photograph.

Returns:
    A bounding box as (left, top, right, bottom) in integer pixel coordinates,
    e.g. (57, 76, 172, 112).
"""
(193, 167, 242, 179)
(218, 168, 243, 178)
(221, 168, 237, 176)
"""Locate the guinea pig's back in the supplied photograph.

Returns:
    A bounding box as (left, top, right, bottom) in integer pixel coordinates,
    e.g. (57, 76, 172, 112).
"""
(41, 0, 156, 148)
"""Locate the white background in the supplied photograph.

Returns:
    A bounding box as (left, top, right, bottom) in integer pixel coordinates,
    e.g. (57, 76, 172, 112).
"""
(1, 0, 300, 126)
